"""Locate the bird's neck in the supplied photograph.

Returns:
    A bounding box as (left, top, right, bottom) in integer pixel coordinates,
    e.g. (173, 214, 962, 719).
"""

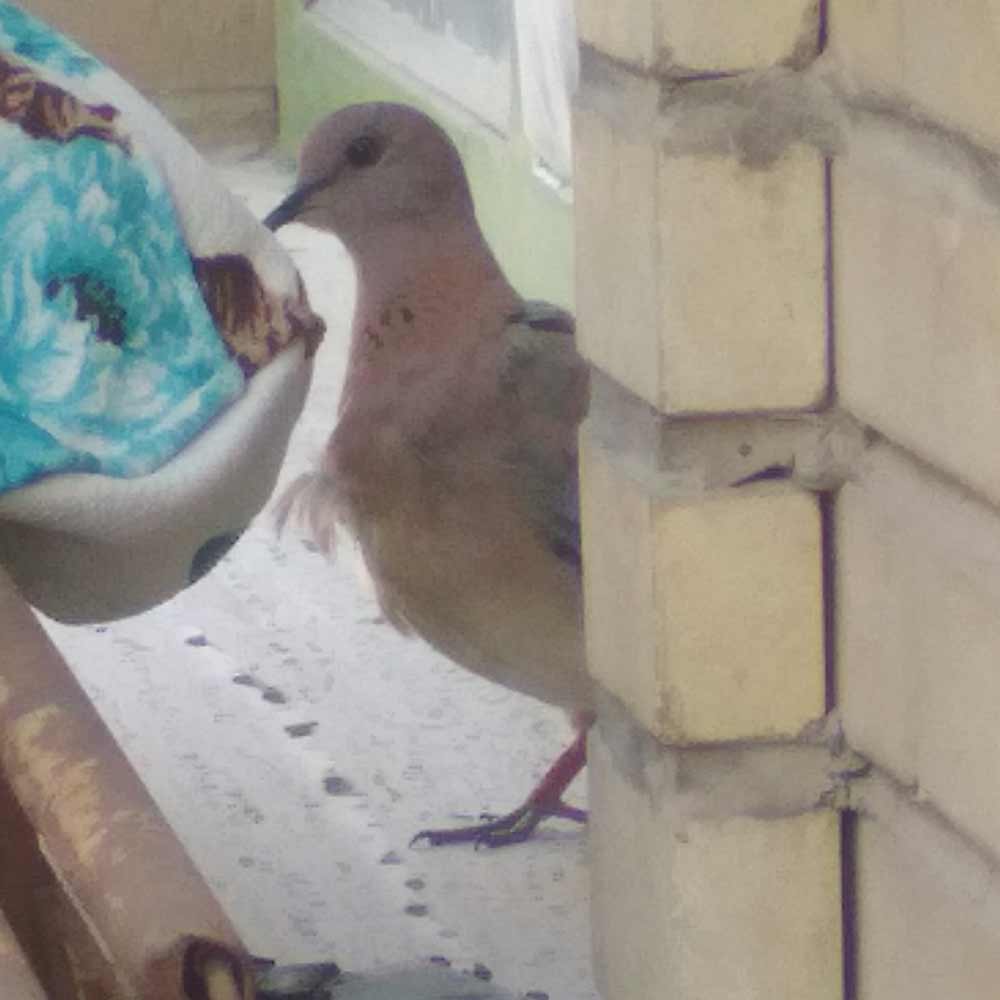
(341, 219, 518, 391)
(349, 215, 508, 313)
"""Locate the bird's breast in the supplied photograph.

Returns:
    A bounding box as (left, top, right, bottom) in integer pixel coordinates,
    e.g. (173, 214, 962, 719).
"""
(328, 423, 589, 712)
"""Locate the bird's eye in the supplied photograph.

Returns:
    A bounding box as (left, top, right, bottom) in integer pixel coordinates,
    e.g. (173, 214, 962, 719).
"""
(345, 135, 382, 168)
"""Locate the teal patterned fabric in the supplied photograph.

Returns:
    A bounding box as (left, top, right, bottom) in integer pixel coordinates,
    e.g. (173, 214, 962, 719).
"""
(0, 3, 246, 493)
(0, 4, 100, 77)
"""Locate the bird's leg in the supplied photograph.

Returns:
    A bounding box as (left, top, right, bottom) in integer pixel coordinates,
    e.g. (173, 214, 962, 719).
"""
(411, 725, 589, 849)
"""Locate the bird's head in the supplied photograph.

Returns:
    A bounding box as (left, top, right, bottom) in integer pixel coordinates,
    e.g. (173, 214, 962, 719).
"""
(264, 102, 475, 246)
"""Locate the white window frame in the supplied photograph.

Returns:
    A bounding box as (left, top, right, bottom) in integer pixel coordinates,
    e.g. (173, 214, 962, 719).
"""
(307, 0, 515, 135)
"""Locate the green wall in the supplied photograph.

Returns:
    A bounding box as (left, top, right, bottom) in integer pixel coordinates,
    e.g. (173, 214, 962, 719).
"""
(274, 0, 574, 309)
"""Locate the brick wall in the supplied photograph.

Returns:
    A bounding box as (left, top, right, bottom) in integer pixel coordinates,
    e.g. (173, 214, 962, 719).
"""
(575, 2, 1000, 997)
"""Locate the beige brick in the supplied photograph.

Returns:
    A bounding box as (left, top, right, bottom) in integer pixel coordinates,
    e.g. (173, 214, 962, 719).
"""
(578, 0, 820, 72)
(581, 432, 826, 744)
(838, 442, 1000, 855)
(576, 0, 659, 69)
(831, 0, 1000, 151)
(575, 100, 828, 413)
(835, 161, 1000, 506)
(574, 99, 663, 408)
(589, 726, 842, 1000)
(856, 815, 1000, 1000)
(653, 480, 826, 741)
(579, 427, 659, 725)
(658, 1, 821, 72)
(657, 148, 828, 413)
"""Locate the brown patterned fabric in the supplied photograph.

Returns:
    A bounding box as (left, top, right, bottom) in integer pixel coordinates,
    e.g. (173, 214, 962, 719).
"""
(0, 53, 126, 150)
(192, 254, 325, 376)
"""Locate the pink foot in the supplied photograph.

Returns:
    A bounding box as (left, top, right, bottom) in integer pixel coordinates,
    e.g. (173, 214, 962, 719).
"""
(410, 726, 589, 849)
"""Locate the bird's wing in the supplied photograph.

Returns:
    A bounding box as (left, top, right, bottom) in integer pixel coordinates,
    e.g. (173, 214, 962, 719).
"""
(497, 300, 588, 572)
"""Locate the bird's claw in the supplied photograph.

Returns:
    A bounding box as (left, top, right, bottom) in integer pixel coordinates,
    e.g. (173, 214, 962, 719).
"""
(410, 807, 538, 849)
(410, 799, 586, 849)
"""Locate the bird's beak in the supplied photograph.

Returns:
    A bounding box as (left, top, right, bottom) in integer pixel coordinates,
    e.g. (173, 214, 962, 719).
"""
(263, 188, 307, 231)
(263, 175, 330, 231)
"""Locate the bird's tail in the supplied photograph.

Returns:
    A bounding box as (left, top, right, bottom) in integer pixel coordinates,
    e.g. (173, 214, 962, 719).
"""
(273, 471, 342, 556)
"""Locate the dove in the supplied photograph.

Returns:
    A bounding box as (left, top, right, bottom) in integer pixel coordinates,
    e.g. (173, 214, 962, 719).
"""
(265, 102, 591, 847)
